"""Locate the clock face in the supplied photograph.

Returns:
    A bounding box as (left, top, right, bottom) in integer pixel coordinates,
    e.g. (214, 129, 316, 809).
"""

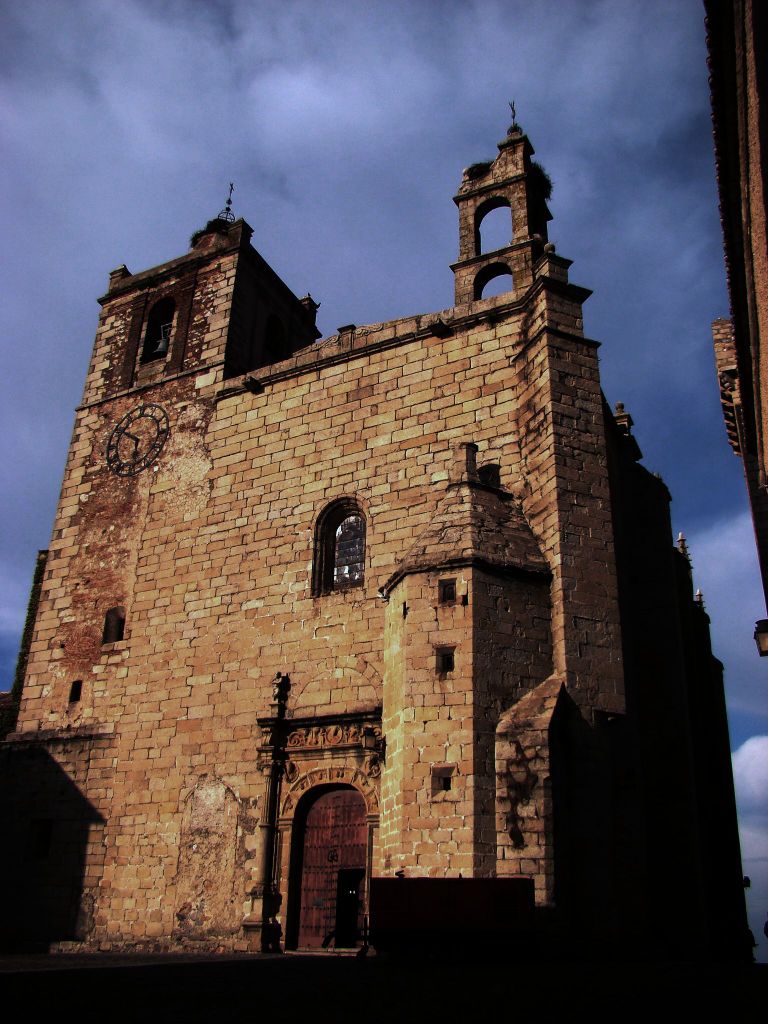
(106, 403, 170, 476)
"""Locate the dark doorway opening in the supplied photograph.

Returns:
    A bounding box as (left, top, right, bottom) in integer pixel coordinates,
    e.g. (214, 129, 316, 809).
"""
(286, 786, 367, 950)
(335, 867, 365, 947)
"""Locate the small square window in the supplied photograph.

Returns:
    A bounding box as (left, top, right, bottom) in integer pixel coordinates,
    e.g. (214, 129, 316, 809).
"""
(478, 463, 501, 488)
(438, 579, 456, 605)
(431, 764, 457, 797)
(436, 648, 455, 674)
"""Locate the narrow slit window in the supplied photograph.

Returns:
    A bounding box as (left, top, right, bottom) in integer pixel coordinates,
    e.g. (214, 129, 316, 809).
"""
(102, 606, 126, 644)
(68, 679, 83, 703)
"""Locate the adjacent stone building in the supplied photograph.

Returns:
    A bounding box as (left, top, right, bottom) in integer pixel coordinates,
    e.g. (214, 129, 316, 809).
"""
(0, 121, 747, 958)
(706, 0, 768, 647)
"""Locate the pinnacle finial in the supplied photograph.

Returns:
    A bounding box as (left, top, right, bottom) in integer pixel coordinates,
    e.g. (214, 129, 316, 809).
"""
(614, 401, 634, 435)
(218, 182, 235, 223)
(508, 99, 519, 134)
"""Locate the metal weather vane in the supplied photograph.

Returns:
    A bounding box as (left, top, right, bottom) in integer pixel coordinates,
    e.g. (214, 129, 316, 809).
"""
(219, 182, 235, 222)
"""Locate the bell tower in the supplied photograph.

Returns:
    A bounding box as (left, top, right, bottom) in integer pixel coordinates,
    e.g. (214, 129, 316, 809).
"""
(94, 211, 321, 406)
(451, 114, 552, 306)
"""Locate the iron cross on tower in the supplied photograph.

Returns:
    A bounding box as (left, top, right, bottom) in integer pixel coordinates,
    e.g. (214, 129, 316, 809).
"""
(219, 182, 235, 222)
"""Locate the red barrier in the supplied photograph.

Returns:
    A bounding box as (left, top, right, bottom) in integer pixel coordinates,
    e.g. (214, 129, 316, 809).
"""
(369, 876, 535, 953)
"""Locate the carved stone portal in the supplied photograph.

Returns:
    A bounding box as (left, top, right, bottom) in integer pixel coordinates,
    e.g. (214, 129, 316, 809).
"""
(285, 721, 381, 751)
(280, 765, 380, 818)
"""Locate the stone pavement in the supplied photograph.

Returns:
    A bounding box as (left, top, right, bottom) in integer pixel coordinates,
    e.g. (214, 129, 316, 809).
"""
(1, 953, 764, 1022)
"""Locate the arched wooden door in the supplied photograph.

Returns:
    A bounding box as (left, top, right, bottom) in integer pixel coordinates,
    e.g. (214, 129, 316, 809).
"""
(292, 787, 368, 949)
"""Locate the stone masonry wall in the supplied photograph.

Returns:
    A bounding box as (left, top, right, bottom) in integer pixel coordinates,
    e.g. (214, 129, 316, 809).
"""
(513, 263, 625, 713)
(381, 569, 475, 878)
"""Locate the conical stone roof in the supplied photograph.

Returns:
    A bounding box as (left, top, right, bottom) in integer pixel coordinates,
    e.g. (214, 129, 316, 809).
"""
(381, 445, 549, 595)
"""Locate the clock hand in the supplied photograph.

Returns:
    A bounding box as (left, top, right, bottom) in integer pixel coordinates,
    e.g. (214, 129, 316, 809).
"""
(123, 429, 141, 454)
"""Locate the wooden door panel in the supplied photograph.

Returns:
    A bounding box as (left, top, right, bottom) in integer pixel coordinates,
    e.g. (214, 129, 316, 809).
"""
(297, 789, 367, 948)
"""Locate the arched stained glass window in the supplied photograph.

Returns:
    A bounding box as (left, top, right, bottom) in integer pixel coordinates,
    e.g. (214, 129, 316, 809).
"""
(312, 499, 366, 596)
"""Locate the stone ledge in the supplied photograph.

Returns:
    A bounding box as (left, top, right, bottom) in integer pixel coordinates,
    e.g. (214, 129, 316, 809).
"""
(4, 723, 115, 745)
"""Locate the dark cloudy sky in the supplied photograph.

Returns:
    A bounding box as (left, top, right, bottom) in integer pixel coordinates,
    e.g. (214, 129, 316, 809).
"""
(1, 0, 766, 955)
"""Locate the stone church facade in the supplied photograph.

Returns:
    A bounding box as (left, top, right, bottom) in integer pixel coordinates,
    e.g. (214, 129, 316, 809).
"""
(1, 123, 747, 957)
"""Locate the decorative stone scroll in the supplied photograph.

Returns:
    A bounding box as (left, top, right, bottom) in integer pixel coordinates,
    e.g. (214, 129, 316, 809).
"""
(285, 722, 382, 751)
(279, 764, 380, 819)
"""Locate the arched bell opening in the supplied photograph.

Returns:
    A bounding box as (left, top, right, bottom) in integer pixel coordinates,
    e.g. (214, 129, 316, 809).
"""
(475, 196, 512, 255)
(140, 297, 176, 364)
(473, 262, 514, 301)
(285, 784, 369, 950)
